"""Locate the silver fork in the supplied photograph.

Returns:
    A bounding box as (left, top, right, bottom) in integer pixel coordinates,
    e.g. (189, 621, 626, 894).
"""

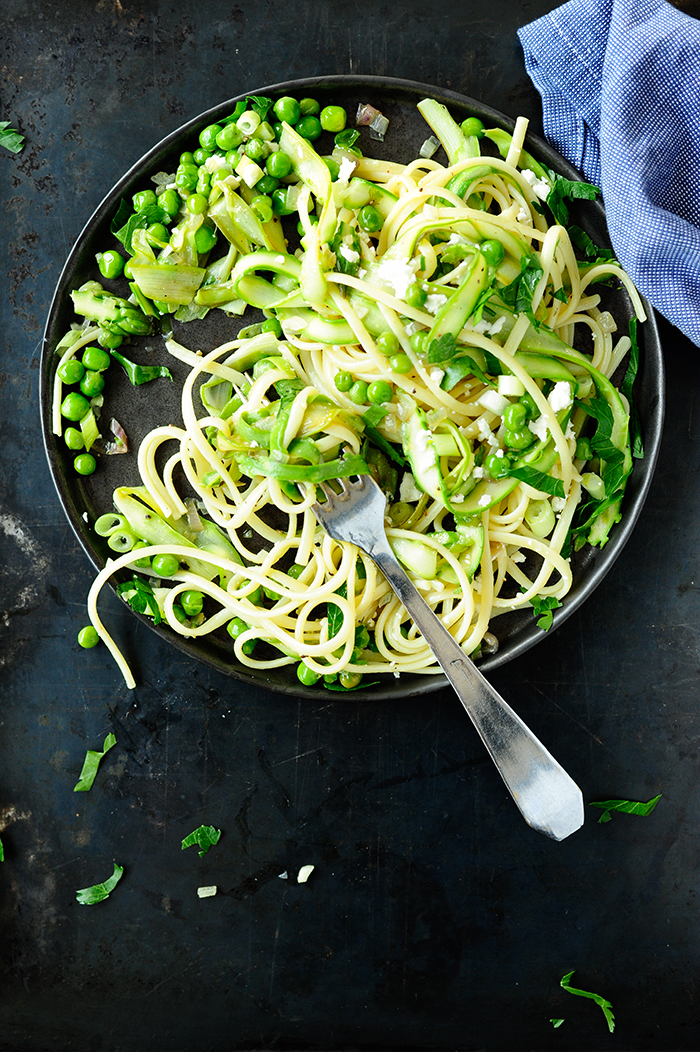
(312, 474, 584, 841)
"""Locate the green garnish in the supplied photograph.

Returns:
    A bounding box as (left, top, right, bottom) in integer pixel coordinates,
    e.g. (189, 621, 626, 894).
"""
(116, 575, 162, 624)
(589, 794, 661, 824)
(426, 332, 458, 363)
(500, 256, 544, 316)
(181, 824, 222, 856)
(73, 732, 117, 792)
(550, 1018, 565, 1028)
(528, 594, 562, 632)
(621, 316, 644, 459)
(546, 174, 601, 226)
(246, 94, 274, 121)
(0, 120, 25, 154)
(76, 862, 124, 905)
(0, 835, 4, 862)
(508, 465, 565, 499)
(560, 971, 614, 1033)
(109, 348, 173, 386)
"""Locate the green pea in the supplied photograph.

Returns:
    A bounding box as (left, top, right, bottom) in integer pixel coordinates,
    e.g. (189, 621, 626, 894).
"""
(271, 187, 295, 216)
(297, 662, 321, 686)
(175, 164, 198, 193)
(58, 359, 85, 384)
(243, 138, 265, 164)
(299, 97, 320, 116)
(322, 157, 340, 181)
(405, 281, 427, 307)
(159, 189, 181, 216)
(196, 172, 211, 194)
(132, 189, 157, 212)
(503, 402, 527, 431)
(409, 331, 428, 355)
(151, 553, 180, 577)
(287, 564, 304, 579)
(297, 214, 319, 235)
(96, 249, 125, 280)
(265, 150, 292, 179)
(576, 437, 593, 461)
(97, 329, 123, 350)
(256, 174, 279, 195)
(61, 392, 90, 421)
(480, 238, 505, 266)
(180, 589, 204, 616)
(77, 625, 100, 648)
(74, 453, 96, 475)
(296, 115, 322, 141)
(376, 331, 399, 357)
(504, 427, 534, 451)
(122, 260, 134, 280)
(80, 370, 105, 398)
(211, 167, 232, 185)
(64, 427, 84, 450)
(251, 194, 273, 223)
(82, 346, 111, 371)
(519, 392, 539, 419)
(320, 105, 346, 132)
(227, 616, 249, 640)
(389, 352, 413, 374)
(193, 147, 212, 166)
(215, 123, 243, 150)
(180, 151, 195, 165)
(273, 97, 301, 124)
(224, 148, 241, 167)
(199, 123, 223, 151)
(349, 380, 369, 404)
(367, 380, 393, 405)
(272, 121, 284, 140)
(186, 193, 208, 215)
(334, 370, 353, 393)
(461, 117, 485, 138)
(357, 204, 383, 232)
(339, 670, 362, 689)
(484, 452, 510, 479)
(257, 317, 280, 338)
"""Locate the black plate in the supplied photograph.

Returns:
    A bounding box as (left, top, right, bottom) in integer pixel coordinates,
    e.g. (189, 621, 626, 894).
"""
(40, 75, 665, 700)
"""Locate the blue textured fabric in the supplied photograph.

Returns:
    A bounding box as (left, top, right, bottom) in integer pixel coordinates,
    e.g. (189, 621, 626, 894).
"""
(518, 0, 700, 347)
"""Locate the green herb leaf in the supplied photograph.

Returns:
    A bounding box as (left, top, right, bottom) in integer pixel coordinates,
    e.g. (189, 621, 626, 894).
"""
(109, 348, 173, 385)
(426, 332, 459, 363)
(363, 422, 406, 466)
(589, 794, 661, 824)
(568, 224, 616, 264)
(114, 204, 169, 254)
(550, 1019, 565, 1029)
(116, 575, 162, 625)
(552, 286, 568, 303)
(220, 100, 247, 125)
(546, 175, 600, 226)
(441, 352, 493, 392)
(560, 971, 615, 1033)
(0, 120, 25, 154)
(246, 95, 273, 121)
(528, 593, 562, 632)
(621, 316, 644, 459)
(327, 583, 347, 641)
(73, 732, 117, 792)
(181, 824, 222, 857)
(500, 256, 544, 316)
(362, 404, 388, 428)
(76, 862, 124, 905)
(0, 835, 4, 862)
(508, 465, 565, 498)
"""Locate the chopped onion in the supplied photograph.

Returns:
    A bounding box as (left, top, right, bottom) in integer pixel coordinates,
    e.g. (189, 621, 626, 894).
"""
(419, 135, 441, 158)
(356, 103, 390, 142)
(185, 497, 204, 532)
(104, 418, 129, 455)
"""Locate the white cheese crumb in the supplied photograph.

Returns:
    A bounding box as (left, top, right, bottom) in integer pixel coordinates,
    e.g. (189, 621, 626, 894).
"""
(472, 466, 485, 478)
(552, 496, 567, 513)
(476, 416, 492, 439)
(548, 381, 574, 413)
(337, 156, 356, 182)
(517, 206, 530, 223)
(528, 416, 549, 441)
(428, 367, 445, 384)
(478, 494, 492, 507)
(375, 257, 418, 299)
(399, 473, 423, 502)
(451, 493, 465, 503)
(339, 244, 360, 264)
(197, 885, 217, 898)
(278, 871, 288, 880)
(297, 865, 315, 884)
(521, 168, 551, 200)
(448, 232, 469, 245)
(424, 293, 448, 315)
(489, 315, 506, 335)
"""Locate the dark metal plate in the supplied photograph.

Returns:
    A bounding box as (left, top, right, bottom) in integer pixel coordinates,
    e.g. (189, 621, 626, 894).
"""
(40, 75, 665, 699)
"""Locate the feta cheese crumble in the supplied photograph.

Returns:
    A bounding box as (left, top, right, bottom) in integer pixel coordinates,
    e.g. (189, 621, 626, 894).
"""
(521, 168, 551, 200)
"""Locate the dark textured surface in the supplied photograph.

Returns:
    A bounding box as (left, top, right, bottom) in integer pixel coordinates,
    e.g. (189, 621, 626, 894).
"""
(1, 2, 698, 1050)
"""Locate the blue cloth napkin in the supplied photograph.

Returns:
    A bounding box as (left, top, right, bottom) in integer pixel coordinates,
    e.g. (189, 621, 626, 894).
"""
(518, 0, 700, 347)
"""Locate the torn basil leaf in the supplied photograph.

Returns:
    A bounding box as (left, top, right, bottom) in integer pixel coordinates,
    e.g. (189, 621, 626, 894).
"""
(74, 732, 117, 792)
(560, 971, 614, 1033)
(76, 862, 124, 905)
(546, 175, 600, 226)
(589, 794, 661, 824)
(181, 824, 222, 857)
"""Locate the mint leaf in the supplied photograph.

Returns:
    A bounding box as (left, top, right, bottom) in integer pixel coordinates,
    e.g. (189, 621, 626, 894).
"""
(114, 203, 169, 254)
(181, 825, 222, 857)
(116, 575, 162, 625)
(76, 862, 124, 905)
(74, 733, 117, 792)
(589, 794, 661, 824)
(560, 971, 614, 1033)
(508, 465, 565, 498)
(0, 120, 25, 154)
(246, 95, 273, 121)
(546, 175, 600, 226)
(441, 353, 493, 391)
(327, 583, 347, 640)
(528, 594, 562, 632)
(500, 256, 544, 315)
(568, 224, 616, 264)
(426, 332, 458, 363)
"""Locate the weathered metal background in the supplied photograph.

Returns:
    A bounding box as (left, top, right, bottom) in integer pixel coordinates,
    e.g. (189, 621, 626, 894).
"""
(2, 2, 699, 1050)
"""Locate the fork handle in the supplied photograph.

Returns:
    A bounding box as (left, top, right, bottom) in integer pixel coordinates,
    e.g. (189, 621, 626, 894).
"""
(370, 542, 584, 841)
